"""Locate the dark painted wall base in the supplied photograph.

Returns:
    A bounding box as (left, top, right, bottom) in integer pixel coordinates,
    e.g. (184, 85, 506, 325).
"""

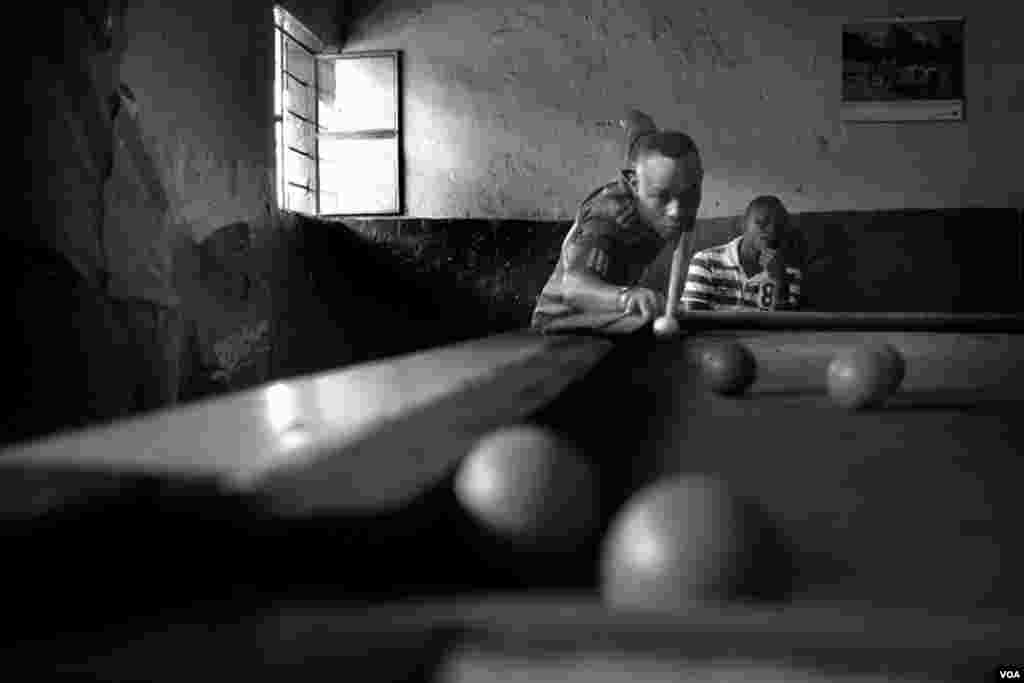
(271, 207, 1022, 381)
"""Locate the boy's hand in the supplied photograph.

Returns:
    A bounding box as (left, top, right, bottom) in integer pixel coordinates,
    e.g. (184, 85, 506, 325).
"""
(758, 248, 793, 311)
(621, 287, 665, 320)
(760, 248, 787, 279)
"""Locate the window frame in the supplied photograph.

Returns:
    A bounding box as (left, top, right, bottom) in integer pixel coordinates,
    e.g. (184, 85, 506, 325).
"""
(316, 50, 404, 217)
(273, 5, 324, 216)
(273, 6, 404, 217)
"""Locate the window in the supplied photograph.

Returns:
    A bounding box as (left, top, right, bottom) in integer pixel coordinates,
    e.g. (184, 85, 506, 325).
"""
(317, 52, 402, 215)
(273, 6, 403, 216)
(273, 6, 322, 215)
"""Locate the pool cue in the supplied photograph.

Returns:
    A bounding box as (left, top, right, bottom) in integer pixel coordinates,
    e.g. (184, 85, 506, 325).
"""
(654, 227, 695, 337)
(669, 311, 1024, 333)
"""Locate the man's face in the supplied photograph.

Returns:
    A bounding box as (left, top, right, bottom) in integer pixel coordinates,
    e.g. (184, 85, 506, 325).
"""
(743, 204, 787, 251)
(631, 151, 703, 239)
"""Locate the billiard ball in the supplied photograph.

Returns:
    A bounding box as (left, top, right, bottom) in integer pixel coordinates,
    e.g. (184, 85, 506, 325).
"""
(454, 424, 599, 549)
(699, 341, 758, 396)
(826, 346, 895, 410)
(653, 315, 680, 338)
(601, 475, 749, 611)
(879, 343, 906, 393)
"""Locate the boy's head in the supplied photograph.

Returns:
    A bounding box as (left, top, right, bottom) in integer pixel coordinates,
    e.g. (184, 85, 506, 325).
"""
(627, 129, 704, 239)
(742, 195, 789, 251)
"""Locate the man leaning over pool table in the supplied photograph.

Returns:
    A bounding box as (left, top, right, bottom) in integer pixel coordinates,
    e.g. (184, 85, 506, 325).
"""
(531, 111, 704, 333)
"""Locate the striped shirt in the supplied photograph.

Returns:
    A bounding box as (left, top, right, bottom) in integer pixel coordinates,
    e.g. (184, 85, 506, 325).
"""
(681, 237, 803, 311)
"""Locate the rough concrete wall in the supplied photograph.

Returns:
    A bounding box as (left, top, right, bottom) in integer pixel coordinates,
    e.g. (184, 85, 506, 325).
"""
(23, 8, 114, 288)
(118, 1, 277, 246)
(343, 0, 1023, 218)
(117, 0, 340, 249)
(115, 0, 339, 247)
(327, 209, 1022, 335)
(6, 237, 142, 446)
(112, 0, 340, 394)
(269, 213, 495, 380)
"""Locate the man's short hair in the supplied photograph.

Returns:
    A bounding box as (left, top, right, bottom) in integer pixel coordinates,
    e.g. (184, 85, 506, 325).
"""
(629, 130, 699, 164)
(745, 195, 788, 218)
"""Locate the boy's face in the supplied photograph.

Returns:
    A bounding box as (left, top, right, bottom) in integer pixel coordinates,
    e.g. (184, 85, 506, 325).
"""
(744, 204, 787, 251)
(631, 151, 703, 240)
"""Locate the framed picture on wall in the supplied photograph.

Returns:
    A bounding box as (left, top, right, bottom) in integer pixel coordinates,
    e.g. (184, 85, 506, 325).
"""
(841, 16, 965, 122)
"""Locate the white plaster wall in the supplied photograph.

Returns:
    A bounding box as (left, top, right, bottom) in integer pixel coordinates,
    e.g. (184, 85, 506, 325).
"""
(342, 0, 1023, 218)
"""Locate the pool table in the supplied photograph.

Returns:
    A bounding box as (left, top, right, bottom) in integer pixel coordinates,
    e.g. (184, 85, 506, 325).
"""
(1, 313, 1021, 680)
(531, 324, 1024, 613)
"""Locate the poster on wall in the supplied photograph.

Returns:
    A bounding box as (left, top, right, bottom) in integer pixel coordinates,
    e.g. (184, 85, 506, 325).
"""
(841, 16, 965, 122)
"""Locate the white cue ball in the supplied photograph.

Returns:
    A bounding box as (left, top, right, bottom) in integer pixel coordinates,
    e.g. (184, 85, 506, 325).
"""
(653, 315, 680, 338)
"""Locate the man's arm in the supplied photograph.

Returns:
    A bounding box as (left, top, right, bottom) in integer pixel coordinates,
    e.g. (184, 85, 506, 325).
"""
(561, 269, 628, 313)
(560, 220, 663, 319)
(764, 249, 805, 311)
(680, 254, 714, 311)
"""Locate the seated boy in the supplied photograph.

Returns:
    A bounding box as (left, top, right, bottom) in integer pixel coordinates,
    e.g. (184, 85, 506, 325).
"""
(681, 196, 804, 311)
(531, 111, 704, 333)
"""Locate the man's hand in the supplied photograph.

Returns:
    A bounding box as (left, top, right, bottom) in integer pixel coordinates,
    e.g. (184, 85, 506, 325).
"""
(759, 248, 787, 279)
(621, 287, 665, 320)
(757, 248, 793, 311)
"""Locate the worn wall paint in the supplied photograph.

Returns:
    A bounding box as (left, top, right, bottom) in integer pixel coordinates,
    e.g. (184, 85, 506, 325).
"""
(116, 0, 340, 242)
(344, 0, 1023, 217)
(118, 1, 275, 245)
(110, 0, 339, 392)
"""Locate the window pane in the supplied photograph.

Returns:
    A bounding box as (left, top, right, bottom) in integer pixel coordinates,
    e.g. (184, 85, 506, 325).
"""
(285, 76, 316, 121)
(284, 114, 317, 151)
(284, 148, 316, 191)
(286, 184, 316, 214)
(275, 120, 284, 210)
(319, 137, 398, 214)
(319, 56, 397, 133)
(284, 37, 314, 84)
(274, 30, 283, 118)
(317, 59, 335, 109)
